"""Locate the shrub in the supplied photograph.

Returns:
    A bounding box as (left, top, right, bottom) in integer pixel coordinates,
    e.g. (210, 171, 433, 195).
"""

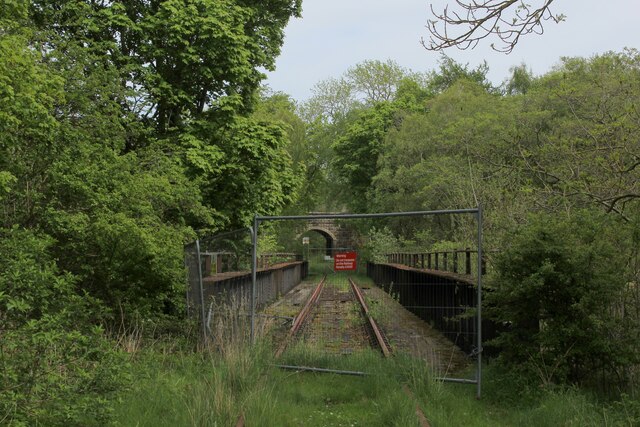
(0, 228, 127, 425)
(486, 211, 636, 386)
(361, 227, 400, 263)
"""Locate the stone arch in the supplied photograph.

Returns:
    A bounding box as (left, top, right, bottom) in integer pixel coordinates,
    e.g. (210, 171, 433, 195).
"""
(299, 227, 337, 256)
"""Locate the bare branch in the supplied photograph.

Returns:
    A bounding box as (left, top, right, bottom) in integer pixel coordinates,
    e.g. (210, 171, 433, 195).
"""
(423, 0, 564, 53)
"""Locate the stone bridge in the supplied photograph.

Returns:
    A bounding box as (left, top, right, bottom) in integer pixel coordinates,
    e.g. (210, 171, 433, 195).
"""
(302, 212, 359, 254)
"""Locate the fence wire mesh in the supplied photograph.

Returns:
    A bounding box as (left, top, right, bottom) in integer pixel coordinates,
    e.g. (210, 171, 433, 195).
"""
(254, 211, 486, 395)
(185, 228, 309, 349)
(185, 209, 486, 396)
(185, 229, 254, 347)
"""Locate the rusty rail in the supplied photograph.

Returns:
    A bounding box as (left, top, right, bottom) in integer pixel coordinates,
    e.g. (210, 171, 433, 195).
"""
(348, 278, 391, 358)
(275, 275, 326, 358)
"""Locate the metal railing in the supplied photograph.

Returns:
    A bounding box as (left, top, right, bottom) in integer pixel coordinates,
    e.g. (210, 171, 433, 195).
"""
(386, 249, 495, 276)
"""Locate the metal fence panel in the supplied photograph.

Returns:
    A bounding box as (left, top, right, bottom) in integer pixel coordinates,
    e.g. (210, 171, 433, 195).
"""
(250, 208, 485, 397)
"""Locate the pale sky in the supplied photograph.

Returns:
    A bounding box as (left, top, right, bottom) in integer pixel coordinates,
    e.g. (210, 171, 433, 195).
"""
(265, 0, 640, 101)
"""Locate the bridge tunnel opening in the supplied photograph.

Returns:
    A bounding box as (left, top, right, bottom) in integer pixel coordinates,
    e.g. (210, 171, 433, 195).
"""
(302, 228, 336, 257)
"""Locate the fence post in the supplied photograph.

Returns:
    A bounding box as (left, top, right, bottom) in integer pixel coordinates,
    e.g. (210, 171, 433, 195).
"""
(195, 239, 207, 344)
(421, 253, 425, 269)
(443, 252, 448, 271)
(427, 253, 432, 269)
(476, 205, 484, 399)
(251, 219, 259, 344)
(216, 253, 222, 274)
(465, 248, 471, 275)
(435, 252, 439, 270)
(453, 250, 458, 273)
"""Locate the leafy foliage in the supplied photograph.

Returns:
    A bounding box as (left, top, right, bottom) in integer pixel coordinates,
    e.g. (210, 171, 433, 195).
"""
(301, 51, 640, 391)
(332, 102, 400, 211)
(360, 227, 400, 263)
(29, 0, 302, 135)
(0, 2, 302, 423)
(486, 212, 637, 385)
(2, 0, 640, 417)
(0, 229, 127, 425)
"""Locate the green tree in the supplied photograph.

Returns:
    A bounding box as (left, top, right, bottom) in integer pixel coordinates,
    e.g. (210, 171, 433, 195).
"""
(345, 59, 409, 104)
(427, 55, 494, 94)
(253, 90, 307, 165)
(332, 102, 400, 212)
(0, 20, 213, 317)
(372, 79, 519, 243)
(298, 78, 360, 211)
(0, 1, 304, 423)
(298, 60, 427, 212)
(503, 49, 640, 220)
(487, 212, 636, 385)
(302, 76, 360, 124)
(0, 229, 126, 425)
(504, 63, 534, 95)
(29, 0, 302, 136)
(190, 114, 301, 228)
(1, 0, 306, 322)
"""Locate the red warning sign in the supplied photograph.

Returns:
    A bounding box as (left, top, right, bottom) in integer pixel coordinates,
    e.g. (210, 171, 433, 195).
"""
(334, 251, 357, 271)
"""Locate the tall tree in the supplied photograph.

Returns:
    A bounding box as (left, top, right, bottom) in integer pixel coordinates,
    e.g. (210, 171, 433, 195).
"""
(302, 77, 360, 124)
(29, 0, 302, 137)
(427, 55, 494, 93)
(332, 102, 401, 212)
(1, 0, 303, 319)
(345, 59, 409, 104)
(507, 49, 640, 220)
(504, 63, 534, 95)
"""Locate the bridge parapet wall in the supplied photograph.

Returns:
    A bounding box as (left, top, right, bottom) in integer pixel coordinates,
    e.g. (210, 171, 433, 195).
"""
(188, 262, 308, 316)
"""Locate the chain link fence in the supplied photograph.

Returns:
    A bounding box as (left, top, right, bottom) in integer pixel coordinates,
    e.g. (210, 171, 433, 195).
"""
(252, 209, 486, 397)
(185, 228, 309, 350)
(184, 209, 486, 396)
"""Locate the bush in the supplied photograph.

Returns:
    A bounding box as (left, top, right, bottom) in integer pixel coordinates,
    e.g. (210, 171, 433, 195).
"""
(0, 228, 128, 425)
(361, 227, 400, 263)
(486, 211, 636, 386)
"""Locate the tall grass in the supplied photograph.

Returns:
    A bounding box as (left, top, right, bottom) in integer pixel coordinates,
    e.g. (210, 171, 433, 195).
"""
(113, 343, 640, 426)
(112, 278, 640, 426)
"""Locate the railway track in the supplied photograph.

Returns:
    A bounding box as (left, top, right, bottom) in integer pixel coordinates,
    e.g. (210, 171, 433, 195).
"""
(348, 277, 392, 357)
(272, 274, 430, 427)
(275, 275, 392, 358)
(274, 274, 326, 357)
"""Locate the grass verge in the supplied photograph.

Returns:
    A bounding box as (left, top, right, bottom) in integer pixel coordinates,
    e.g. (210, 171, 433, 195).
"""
(112, 343, 640, 426)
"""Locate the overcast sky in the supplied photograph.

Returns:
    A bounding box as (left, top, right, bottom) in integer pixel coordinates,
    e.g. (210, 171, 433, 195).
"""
(264, 0, 640, 101)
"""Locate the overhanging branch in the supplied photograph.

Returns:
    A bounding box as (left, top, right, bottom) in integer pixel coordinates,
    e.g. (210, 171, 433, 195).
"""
(423, 0, 563, 53)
